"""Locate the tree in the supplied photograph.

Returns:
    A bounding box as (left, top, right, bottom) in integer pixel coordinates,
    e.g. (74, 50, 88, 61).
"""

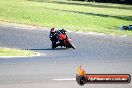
(71, 0, 132, 4)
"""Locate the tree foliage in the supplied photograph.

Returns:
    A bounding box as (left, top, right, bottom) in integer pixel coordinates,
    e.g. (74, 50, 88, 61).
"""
(71, 0, 132, 4)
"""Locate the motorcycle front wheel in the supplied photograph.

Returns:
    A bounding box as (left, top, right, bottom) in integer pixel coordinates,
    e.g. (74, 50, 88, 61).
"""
(66, 41, 75, 49)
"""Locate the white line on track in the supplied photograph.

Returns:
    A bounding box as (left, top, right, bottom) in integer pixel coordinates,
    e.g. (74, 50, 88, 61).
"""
(52, 78, 76, 81)
(0, 22, 128, 37)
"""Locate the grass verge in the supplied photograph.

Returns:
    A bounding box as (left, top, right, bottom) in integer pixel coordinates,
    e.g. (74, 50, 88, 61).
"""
(0, 0, 132, 35)
(0, 48, 36, 57)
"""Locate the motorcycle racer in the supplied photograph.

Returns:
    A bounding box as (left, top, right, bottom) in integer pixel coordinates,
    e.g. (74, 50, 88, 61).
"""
(49, 28, 59, 48)
(49, 28, 75, 49)
(49, 28, 56, 41)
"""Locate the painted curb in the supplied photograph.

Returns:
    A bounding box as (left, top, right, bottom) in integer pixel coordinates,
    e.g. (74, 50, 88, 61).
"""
(0, 52, 45, 58)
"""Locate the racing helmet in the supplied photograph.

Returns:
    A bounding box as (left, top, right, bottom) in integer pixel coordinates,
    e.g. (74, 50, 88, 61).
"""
(61, 29, 66, 34)
(50, 28, 56, 32)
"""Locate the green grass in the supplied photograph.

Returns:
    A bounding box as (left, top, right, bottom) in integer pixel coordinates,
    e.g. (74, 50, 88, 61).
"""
(0, 0, 132, 35)
(0, 48, 36, 56)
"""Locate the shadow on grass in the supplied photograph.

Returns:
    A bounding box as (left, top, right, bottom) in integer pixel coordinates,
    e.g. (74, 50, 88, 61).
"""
(27, 0, 132, 10)
(23, 48, 68, 51)
(44, 7, 132, 21)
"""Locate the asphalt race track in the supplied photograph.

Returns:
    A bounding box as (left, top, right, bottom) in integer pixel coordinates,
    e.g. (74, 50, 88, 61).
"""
(0, 23, 132, 88)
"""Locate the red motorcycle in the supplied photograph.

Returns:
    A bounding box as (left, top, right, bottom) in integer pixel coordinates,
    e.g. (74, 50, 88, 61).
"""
(52, 30, 75, 49)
